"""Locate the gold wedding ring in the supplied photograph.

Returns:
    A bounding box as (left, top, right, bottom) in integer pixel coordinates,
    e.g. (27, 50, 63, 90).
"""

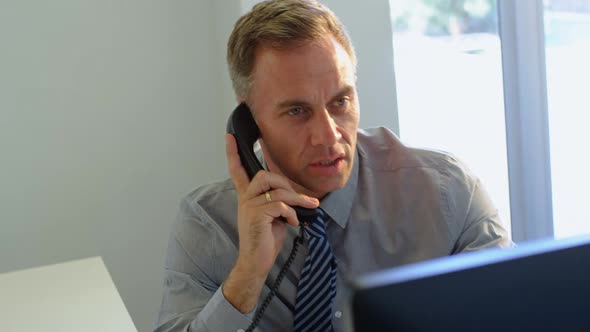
(265, 191, 272, 203)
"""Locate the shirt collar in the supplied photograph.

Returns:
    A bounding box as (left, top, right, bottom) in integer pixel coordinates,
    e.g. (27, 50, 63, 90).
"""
(320, 149, 359, 229)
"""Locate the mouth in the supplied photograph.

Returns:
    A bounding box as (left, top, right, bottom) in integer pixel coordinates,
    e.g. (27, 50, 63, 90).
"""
(309, 155, 346, 167)
(307, 154, 347, 177)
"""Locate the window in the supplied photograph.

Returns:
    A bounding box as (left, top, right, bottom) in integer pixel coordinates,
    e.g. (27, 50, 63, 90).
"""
(391, 0, 590, 242)
(391, 0, 512, 231)
(544, 0, 590, 238)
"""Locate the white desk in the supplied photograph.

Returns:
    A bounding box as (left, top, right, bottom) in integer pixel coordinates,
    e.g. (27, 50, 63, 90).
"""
(0, 257, 137, 332)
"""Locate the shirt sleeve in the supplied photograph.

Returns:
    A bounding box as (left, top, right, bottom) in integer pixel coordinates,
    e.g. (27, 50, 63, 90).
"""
(153, 198, 257, 332)
(443, 156, 516, 253)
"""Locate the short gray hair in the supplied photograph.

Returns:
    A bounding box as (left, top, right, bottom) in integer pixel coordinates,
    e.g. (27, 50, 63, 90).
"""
(227, 0, 356, 100)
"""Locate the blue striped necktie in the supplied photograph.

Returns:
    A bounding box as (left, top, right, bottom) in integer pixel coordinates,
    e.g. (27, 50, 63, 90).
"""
(293, 208, 338, 332)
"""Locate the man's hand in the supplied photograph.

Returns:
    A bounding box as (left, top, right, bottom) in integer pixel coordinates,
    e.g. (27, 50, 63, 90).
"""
(222, 134, 319, 313)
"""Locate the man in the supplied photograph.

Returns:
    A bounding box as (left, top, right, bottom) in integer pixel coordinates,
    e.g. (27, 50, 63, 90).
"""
(154, 1, 513, 331)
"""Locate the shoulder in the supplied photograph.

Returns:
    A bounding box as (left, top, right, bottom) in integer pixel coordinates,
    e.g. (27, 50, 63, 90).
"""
(169, 178, 239, 278)
(183, 178, 237, 216)
(356, 127, 472, 179)
(175, 178, 238, 236)
(356, 127, 480, 220)
(356, 127, 484, 244)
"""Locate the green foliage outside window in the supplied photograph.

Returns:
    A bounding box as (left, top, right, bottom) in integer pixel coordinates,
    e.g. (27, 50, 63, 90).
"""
(392, 0, 498, 35)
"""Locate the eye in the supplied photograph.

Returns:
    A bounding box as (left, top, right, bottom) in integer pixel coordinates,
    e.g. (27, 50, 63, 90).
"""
(332, 97, 349, 109)
(288, 107, 305, 116)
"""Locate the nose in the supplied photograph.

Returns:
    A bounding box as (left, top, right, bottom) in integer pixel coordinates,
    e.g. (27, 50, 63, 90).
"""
(310, 109, 342, 147)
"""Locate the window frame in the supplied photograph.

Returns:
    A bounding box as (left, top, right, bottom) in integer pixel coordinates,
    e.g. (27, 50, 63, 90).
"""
(497, 0, 555, 242)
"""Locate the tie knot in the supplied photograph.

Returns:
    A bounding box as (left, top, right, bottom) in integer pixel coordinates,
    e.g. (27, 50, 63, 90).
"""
(301, 208, 329, 239)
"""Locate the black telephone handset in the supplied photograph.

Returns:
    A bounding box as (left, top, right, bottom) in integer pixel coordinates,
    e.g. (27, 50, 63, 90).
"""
(226, 103, 263, 180)
(227, 103, 312, 331)
(226, 103, 317, 219)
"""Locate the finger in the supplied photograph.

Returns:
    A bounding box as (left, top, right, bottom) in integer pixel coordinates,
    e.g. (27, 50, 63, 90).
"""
(225, 133, 251, 195)
(261, 201, 299, 227)
(255, 189, 319, 209)
(244, 170, 296, 200)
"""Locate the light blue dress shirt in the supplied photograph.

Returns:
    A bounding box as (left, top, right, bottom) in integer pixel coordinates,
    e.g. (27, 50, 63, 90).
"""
(154, 127, 513, 331)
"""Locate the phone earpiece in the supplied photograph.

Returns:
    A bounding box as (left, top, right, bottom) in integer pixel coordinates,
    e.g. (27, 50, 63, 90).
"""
(226, 103, 264, 180)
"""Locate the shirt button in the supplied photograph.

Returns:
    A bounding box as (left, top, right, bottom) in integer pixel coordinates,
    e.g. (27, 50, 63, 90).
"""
(334, 310, 343, 318)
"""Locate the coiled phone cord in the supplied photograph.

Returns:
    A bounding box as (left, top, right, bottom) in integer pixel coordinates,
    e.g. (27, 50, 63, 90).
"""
(245, 223, 306, 332)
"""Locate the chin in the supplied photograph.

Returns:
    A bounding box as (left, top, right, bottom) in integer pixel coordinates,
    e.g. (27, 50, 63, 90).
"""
(306, 177, 347, 196)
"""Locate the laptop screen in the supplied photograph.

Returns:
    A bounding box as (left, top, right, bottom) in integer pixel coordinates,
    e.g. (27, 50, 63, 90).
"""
(351, 235, 590, 332)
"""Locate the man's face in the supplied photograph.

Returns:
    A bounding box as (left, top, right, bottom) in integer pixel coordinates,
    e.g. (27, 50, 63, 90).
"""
(248, 36, 359, 199)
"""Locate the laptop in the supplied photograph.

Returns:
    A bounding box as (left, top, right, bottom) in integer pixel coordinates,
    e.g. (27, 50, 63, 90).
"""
(351, 235, 590, 331)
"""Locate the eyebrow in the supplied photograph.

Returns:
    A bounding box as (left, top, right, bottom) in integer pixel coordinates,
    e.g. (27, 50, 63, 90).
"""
(333, 85, 355, 99)
(276, 99, 310, 110)
(276, 85, 355, 110)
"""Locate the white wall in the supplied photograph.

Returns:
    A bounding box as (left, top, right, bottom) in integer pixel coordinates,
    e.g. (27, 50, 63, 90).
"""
(0, 1, 396, 331)
(0, 1, 239, 331)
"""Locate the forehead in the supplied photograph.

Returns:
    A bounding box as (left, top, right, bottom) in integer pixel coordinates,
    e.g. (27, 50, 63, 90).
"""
(249, 36, 355, 104)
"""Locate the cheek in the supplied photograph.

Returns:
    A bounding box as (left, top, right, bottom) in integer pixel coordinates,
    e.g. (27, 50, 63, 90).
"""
(267, 129, 306, 158)
(338, 114, 360, 139)
(283, 134, 306, 157)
